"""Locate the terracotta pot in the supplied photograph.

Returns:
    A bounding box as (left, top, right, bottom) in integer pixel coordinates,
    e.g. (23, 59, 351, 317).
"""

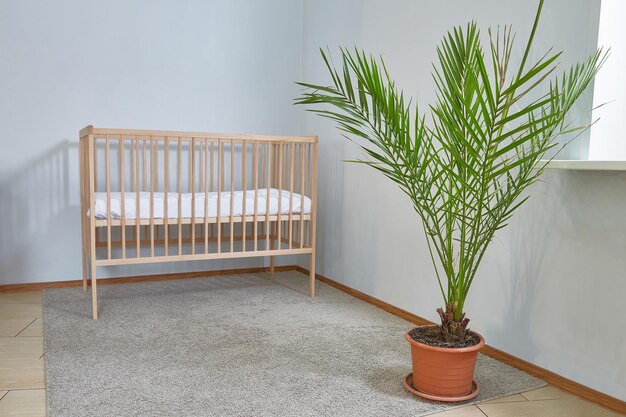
(405, 325, 485, 399)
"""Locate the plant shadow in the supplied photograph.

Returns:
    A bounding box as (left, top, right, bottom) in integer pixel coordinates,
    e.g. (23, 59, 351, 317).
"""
(0, 140, 79, 284)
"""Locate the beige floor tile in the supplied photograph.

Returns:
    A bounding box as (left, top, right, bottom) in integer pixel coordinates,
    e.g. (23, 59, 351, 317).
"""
(0, 391, 6, 400)
(520, 386, 575, 401)
(0, 319, 34, 338)
(0, 292, 42, 305)
(0, 359, 45, 390)
(16, 319, 42, 337)
(0, 337, 43, 360)
(0, 305, 42, 320)
(477, 397, 622, 417)
(0, 389, 46, 417)
(481, 393, 527, 404)
(432, 405, 486, 416)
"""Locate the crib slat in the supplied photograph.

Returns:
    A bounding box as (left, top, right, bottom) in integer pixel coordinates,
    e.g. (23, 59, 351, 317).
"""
(150, 137, 155, 257)
(260, 143, 265, 238)
(155, 137, 159, 242)
(177, 137, 183, 256)
(230, 139, 235, 253)
(105, 137, 111, 260)
(135, 138, 141, 257)
(217, 139, 222, 253)
(204, 140, 209, 254)
(242, 141, 247, 252)
(189, 139, 192, 193)
(221, 142, 225, 191)
(300, 143, 305, 249)
(155, 137, 159, 192)
(143, 139, 149, 239)
(305, 143, 310, 247)
(130, 137, 135, 243)
(120, 136, 126, 259)
(265, 143, 271, 250)
(191, 138, 196, 255)
(260, 142, 265, 189)
(301, 143, 305, 247)
(221, 140, 225, 242)
(272, 143, 278, 191)
(277, 143, 283, 249)
(164, 137, 169, 256)
(200, 140, 205, 195)
(288, 142, 294, 249)
(269, 144, 277, 276)
(93, 138, 98, 194)
(142, 139, 146, 191)
(293, 143, 298, 246)
(93, 138, 100, 249)
(210, 141, 215, 241)
(253, 141, 259, 252)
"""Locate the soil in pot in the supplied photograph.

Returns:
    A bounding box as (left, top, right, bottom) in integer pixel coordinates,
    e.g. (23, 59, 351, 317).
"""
(408, 326, 481, 349)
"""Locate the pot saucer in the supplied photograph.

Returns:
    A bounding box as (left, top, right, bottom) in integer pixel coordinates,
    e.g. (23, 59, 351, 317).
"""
(402, 373, 480, 402)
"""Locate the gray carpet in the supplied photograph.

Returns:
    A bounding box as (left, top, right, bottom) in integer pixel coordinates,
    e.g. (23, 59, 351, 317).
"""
(43, 271, 545, 417)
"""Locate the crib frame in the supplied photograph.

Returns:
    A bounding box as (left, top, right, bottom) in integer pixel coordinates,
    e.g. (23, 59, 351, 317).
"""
(79, 126, 318, 319)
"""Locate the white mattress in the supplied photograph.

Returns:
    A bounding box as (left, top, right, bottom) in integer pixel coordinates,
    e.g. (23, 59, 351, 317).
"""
(93, 188, 311, 220)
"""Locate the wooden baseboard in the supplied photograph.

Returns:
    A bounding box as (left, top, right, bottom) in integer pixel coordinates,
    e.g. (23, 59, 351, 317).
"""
(0, 265, 296, 293)
(3, 264, 624, 414)
(295, 266, 626, 415)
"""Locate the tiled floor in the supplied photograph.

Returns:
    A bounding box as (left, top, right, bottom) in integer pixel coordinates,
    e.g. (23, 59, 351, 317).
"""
(0, 290, 621, 417)
(0, 291, 45, 417)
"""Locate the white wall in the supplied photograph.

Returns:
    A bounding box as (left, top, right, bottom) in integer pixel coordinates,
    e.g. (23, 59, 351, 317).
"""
(0, 0, 304, 283)
(300, 0, 626, 401)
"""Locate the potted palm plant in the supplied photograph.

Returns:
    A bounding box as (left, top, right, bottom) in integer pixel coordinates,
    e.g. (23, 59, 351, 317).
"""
(296, 0, 605, 402)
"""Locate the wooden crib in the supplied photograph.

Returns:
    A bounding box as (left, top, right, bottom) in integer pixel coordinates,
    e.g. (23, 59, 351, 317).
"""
(79, 126, 318, 319)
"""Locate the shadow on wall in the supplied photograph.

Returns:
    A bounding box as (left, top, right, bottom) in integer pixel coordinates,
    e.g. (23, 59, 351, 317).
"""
(305, 135, 345, 277)
(0, 140, 80, 284)
(498, 178, 563, 363)
(495, 169, 626, 362)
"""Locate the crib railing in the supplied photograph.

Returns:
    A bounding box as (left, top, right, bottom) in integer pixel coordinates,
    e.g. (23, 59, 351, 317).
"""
(79, 126, 318, 319)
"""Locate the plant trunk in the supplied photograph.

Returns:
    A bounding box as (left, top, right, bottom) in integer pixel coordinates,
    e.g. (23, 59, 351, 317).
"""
(437, 303, 470, 343)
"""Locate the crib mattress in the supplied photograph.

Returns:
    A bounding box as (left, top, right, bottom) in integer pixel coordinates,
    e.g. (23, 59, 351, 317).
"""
(93, 188, 311, 220)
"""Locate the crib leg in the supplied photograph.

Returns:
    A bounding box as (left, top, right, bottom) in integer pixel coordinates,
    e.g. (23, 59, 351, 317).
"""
(82, 252, 88, 291)
(309, 252, 316, 298)
(91, 263, 98, 320)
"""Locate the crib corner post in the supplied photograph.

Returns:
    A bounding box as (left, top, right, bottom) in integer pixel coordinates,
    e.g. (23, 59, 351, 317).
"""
(86, 130, 98, 319)
(309, 137, 318, 298)
(79, 131, 89, 291)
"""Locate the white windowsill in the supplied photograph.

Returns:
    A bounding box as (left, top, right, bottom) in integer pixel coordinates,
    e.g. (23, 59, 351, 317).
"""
(541, 160, 626, 171)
